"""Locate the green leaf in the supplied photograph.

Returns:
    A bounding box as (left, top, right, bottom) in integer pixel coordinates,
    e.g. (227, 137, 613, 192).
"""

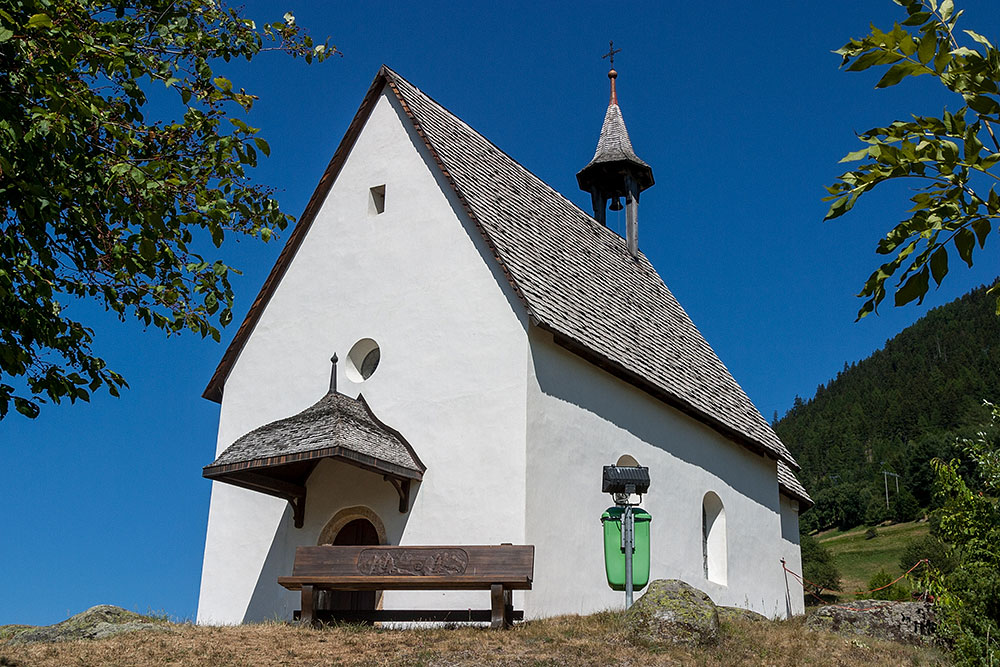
(955, 227, 975, 266)
(25, 13, 52, 28)
(253, 137, 270, 157)
(213, 76, 233, 93)
(917, 35, 937, 64)
(825, 195, 851, 220)
(940, 0, 954, 21)
(875, 61, 925, 88)
(840, 148, 870, 163)
(139, 238, 156, 261)
(14, 397, 40, 418)
(895, 267, 930, 306)
(950, 46, 980, 58)
(903, 12, 932, 27)
(930, 246, 948, 286)
(971, 218, 991, 248)
(847, 49, 904, 72)
(967, 95, 1000, 116)
(0, 27, 13, 42)
(934, 42, 952, 72)
(964, 30, 994, 49)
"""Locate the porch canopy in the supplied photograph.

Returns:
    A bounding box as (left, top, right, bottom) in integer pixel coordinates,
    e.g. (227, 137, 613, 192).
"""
(203, 390, 425, 528)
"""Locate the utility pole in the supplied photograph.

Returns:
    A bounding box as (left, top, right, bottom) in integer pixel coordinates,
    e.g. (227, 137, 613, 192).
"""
(883, 470, 900, 509)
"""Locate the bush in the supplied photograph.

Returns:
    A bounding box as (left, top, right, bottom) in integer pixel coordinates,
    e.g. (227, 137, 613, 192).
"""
(861, 569, 908, 601)
(864, 498, 889, 526)
(898, 535, 955, 575)
(890, 487, 921, 523)
(926, 401, 1000, 665)
(800, 532, 841, 604)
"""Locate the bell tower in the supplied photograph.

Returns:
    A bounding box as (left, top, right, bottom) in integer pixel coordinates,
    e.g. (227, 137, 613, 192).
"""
(577, 43, 654, 258)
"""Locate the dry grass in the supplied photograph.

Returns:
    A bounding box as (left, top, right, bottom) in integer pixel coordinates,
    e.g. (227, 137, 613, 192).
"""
(0, 612, 950, 666)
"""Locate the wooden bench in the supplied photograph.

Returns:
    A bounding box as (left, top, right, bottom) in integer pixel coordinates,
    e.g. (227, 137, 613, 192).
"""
(278, 544, 534, 629)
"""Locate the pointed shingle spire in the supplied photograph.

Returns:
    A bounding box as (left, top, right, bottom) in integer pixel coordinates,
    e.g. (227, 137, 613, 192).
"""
(577, 62, 654, 257)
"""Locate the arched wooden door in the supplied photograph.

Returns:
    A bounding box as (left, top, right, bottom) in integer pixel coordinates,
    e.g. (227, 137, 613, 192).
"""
(329, 518, 378, 612)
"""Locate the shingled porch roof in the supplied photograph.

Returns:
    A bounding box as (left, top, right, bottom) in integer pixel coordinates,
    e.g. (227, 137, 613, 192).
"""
(204, 390, 424, 527)
(202, 65, 801, 475)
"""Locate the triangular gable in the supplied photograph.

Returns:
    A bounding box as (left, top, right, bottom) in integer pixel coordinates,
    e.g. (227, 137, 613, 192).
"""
(204, 65, 799, 470)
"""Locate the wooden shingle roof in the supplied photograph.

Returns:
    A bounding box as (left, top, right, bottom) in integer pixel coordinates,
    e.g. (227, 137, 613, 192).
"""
(204, 390, 424, 482)
(777, 461, 813, 508)
(203, 65, 802, 476)
(203, 389, 424, 525)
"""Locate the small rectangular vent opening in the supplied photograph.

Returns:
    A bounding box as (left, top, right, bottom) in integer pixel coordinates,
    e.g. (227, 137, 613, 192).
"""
(370, 185, 386, 214)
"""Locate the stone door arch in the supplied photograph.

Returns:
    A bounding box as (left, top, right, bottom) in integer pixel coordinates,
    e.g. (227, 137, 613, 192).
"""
(318, 507, 385, 613)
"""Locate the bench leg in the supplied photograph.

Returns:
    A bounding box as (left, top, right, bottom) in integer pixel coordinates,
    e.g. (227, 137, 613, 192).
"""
(301, 585, 316, 628)
(490, 584, 504, 629)
(491, 584, 514, 630)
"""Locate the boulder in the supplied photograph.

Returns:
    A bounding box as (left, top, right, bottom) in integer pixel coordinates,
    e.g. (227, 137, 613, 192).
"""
(717, 606, 768, 624)
(628, 579, 720, 645)
(7, 605, 168, 645)
(805, 600, 937, 645)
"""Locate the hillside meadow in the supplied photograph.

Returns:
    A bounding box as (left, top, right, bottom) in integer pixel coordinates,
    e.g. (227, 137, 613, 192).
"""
(816, 520, 931, 595)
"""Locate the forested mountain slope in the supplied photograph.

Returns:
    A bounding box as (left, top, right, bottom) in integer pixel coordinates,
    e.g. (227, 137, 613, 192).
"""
(774, 282, 1000, 531)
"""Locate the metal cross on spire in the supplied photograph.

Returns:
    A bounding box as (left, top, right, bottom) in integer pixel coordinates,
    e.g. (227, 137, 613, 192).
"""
(602, 40, 621, 67)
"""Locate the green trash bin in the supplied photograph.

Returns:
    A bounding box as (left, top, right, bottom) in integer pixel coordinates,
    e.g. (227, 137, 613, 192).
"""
(601, 506, 651, 591)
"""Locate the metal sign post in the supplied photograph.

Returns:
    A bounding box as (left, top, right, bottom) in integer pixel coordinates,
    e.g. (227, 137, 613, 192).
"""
(603, 459, 649, 609)
(623, 504, 634, 607)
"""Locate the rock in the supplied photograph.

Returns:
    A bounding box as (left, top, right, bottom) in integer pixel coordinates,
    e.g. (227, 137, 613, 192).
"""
(717, 606, 768, 624)
(628, 579, 720, 646)
(7, 605, 168, 645)
(805, 600, 937, 645)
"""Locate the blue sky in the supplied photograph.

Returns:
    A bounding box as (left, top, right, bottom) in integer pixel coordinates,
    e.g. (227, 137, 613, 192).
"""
(3, 0, 1000, 625)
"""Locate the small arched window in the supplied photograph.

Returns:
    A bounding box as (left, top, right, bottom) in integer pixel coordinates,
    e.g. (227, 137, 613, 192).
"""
(702, 492, 727, 585)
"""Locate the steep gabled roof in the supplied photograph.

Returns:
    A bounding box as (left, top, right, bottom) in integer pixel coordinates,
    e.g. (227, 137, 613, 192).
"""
(203, 65, 799, 471)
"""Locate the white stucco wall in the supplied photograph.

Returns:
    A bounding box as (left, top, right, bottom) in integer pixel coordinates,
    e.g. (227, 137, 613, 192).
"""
(197, 86, 531, 624)
(779, 495, 805, 616)
(524, 328, 797, 619)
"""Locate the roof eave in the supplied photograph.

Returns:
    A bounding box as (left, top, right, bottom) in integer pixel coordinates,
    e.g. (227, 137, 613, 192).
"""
(780, 486, 814, 510)
(202, 446, 424, 482)
(576, 160, 655, 195)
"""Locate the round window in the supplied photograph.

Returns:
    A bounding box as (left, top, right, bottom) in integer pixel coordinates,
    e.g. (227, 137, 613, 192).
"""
(346, 338, 380, 382)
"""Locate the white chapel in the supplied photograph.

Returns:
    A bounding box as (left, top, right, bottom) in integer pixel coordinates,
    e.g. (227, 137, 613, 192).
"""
(196, 64, 811, 624)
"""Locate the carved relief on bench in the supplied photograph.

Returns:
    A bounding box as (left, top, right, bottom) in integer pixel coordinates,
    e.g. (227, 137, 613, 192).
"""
(357, 548, 469, 576)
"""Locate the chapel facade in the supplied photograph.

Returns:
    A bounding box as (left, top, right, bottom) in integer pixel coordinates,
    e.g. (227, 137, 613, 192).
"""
(196, 65, 810, 624)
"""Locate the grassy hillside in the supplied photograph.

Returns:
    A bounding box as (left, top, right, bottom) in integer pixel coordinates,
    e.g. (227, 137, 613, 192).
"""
(0, 612, 948, 666)
(817, 520, 930, 594)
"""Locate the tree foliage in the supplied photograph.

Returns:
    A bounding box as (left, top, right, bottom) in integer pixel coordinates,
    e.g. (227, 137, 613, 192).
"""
(827, 0, 1000, 318)
(922, 402, 1000, 665)
(0, 0, 332, 418)
(799, 532, 842, 602)
(777, 282, 1000, 532)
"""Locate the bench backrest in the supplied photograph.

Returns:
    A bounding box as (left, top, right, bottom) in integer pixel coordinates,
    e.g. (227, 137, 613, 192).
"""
(291, 544, 534, 582)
